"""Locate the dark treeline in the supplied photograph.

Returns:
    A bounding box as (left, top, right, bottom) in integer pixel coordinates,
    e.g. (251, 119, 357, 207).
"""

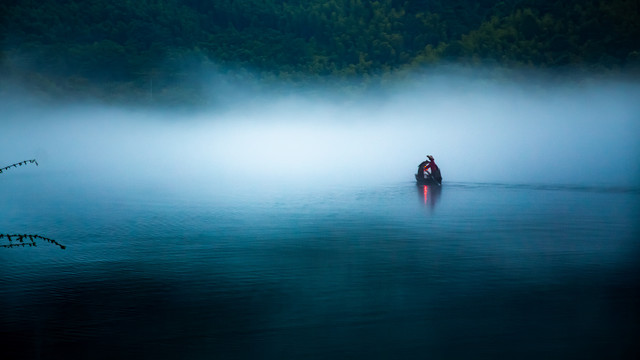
(1, 0, 639, 102)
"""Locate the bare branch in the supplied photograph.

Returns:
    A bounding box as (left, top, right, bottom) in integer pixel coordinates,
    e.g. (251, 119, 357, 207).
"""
(0, 159, 38, 174)
(0, 233, 66, 250)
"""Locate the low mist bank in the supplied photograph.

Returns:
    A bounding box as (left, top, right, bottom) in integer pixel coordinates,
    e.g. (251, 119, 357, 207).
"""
(1, 72, 639, 197)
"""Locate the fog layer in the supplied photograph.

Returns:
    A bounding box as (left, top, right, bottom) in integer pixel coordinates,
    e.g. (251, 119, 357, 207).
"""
(2, 74, 639, 195)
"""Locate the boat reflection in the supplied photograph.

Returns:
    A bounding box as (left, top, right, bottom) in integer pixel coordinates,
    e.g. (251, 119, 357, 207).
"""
(417, 184, 442, 209)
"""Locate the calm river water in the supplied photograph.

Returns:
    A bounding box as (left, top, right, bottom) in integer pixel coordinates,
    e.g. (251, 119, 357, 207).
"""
(1, 175, 638, 359)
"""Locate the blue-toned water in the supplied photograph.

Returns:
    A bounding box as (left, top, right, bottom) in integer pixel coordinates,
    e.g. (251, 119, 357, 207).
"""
(1, 174, 638, 359)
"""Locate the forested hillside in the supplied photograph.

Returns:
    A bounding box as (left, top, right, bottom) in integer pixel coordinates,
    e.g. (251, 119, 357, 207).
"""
(1, 0, 639, 101)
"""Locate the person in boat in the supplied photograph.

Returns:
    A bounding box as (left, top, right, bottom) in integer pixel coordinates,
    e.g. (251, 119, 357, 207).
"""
(417, 156, 431, 179)
(425, 155, 442, 183)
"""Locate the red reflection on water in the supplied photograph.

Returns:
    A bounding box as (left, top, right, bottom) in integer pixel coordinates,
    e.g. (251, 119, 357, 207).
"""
(423, 185, 428, 205)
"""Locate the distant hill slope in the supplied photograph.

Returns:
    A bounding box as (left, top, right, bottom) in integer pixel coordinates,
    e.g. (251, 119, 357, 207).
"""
(1, 0, 639, 101)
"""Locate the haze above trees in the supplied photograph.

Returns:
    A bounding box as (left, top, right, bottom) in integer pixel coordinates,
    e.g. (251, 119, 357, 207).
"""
(2, 0, 638, 103)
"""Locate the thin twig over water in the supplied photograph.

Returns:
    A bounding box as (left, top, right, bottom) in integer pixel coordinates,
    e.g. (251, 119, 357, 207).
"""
(0, 234, 66, 249)
(0, 159, 38, 174)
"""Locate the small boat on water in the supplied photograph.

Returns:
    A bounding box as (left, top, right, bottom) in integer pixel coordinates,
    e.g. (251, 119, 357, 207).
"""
(415, 155, 442, 186)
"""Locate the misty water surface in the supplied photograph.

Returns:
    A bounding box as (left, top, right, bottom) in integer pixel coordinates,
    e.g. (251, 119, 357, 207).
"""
(1, 74, 639, 359)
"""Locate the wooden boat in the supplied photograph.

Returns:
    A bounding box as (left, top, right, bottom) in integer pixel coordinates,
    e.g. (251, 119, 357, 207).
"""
(415, 173, 442, 186)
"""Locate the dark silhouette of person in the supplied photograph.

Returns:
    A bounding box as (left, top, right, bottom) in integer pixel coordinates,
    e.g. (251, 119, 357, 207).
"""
(425, 155, 442, 184)
(417, 156, 431, 179)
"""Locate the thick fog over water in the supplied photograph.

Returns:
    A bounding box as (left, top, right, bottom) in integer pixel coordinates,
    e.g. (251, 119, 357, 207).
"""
(2, 73, 639, 196)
